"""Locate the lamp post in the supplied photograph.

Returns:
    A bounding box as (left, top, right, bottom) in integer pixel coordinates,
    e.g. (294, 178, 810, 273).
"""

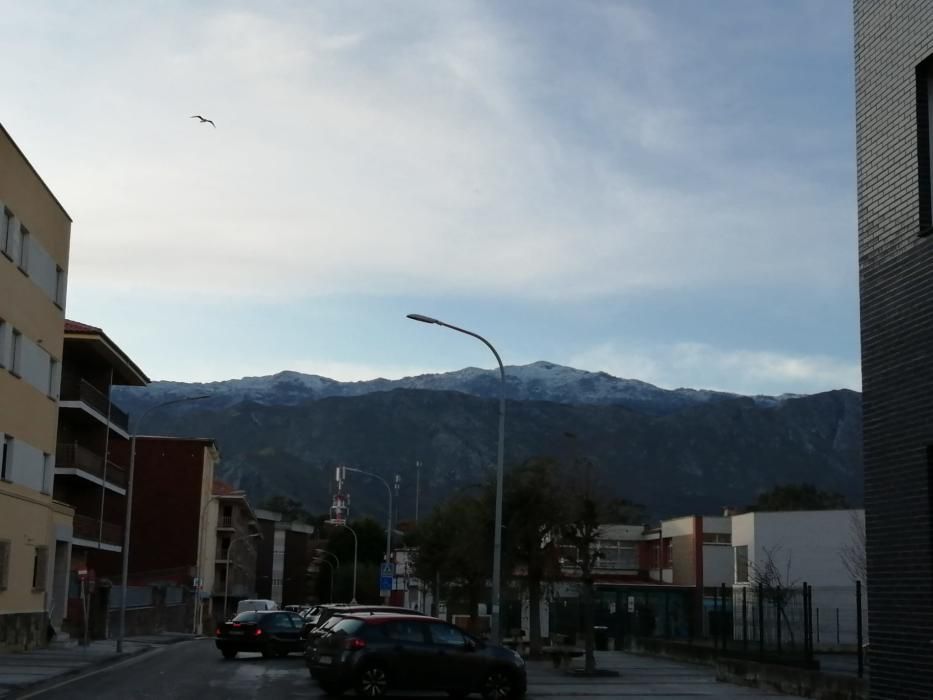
(313, 558, 336, 603)
(223, 532, 261, 620)
(327, 521, 358, 604)
(406, 313, 506, 642)
(314, 549, 340, 602)
(343, 467, 393, 573)
(117, 394, 209, 653)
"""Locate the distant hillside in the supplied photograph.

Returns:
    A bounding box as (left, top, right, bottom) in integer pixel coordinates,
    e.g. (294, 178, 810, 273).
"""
(120, 382, 862, 521)
(114, 360, 797, 417)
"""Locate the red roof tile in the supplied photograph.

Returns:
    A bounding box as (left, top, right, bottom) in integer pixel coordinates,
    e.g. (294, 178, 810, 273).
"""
(213, 479, 240, 496)
(64, 319, 103, 334)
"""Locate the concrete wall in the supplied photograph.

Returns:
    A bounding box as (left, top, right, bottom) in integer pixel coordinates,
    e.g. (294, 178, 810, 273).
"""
(731, 511, 863, 587)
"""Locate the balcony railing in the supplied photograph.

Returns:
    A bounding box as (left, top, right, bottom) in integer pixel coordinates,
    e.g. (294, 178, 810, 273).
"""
(56, 443, 128, 489)
(219, 515, 233, 529)
(59, 376, 130, 431)
(73, 513, 123, 547)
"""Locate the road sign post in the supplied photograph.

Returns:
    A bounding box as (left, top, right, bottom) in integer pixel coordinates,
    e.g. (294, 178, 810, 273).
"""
(379, 562, 393, 597)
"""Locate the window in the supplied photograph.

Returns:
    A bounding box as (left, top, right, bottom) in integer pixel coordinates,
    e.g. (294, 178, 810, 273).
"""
(703, 533, 732, 545)
(0, 540, 9, 590)
(735, 545, 749, 584)
(1, 436, 11, 481)
(48, 358, 60, 399)
(32, 546, 48, 591)
(54, 266, 66, 308)
(384, 620, 426, 643)
(41, 453, 52, 494)
(918, 56, 933, 235)
(10, 329, 22, 377)
(427, 623, 466, 647)
(0, 208, 11, 258)
(17, 226, 29, 273)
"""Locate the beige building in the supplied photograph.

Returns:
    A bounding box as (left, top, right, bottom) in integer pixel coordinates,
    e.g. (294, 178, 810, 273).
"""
(0, 123, 74, 649)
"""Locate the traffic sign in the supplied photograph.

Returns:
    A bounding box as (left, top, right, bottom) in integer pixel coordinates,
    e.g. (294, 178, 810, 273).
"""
(381, 562, 393, 577)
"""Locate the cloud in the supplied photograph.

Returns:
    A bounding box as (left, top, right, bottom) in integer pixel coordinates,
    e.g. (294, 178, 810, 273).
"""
(568, 341, 861, 395)
(2, 1, 855, 305)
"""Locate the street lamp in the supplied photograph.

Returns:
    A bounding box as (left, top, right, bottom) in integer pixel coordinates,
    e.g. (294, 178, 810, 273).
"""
(313, 549, 340, 603)
(406, 313, 506, 642)
(343, 467, 393, 573)
(326, 521, 358, 604)
(223, 532, 261, 620)
(117, 394, 210, 653)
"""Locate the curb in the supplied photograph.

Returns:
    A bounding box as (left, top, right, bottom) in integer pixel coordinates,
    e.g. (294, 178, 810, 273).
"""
(5, 640, 181, 699)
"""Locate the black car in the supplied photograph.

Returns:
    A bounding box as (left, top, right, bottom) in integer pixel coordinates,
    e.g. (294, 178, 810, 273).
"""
(215, 610, 307, 659)
(302, 604, 424, 638)
(306, 613, 526, 699)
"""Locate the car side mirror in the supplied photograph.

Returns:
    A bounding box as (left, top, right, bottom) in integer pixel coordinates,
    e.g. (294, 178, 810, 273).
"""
(466, 638, 483, 651)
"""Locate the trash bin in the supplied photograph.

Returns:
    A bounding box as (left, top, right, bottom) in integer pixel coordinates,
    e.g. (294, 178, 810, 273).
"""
(593, 625, 609, 651)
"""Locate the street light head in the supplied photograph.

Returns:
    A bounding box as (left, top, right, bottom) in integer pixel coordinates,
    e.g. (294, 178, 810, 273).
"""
(406, 313, 440, 325)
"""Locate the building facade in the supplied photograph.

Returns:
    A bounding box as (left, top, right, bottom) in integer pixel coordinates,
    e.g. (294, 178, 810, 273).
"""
(212, 480, 260, 621)
(854, 2, 933, 696)
(254, 509, 315, 607)
(53, 320, 147, 636)
(0, 124, 74, 650)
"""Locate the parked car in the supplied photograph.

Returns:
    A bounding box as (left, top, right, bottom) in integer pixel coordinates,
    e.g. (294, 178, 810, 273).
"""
(302, 604, 423, 638)
(215, 610, 307, 659)
(305, 612, 526, 699)
(235, 598, 278, 614)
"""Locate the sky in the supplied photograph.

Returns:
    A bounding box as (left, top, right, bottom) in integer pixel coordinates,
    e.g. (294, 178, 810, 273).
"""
(2, 0, 860, 396)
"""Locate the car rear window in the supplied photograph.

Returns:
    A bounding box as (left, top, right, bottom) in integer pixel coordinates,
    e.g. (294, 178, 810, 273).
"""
(330, 618, 364, 635)
(232, 612, 260, 622)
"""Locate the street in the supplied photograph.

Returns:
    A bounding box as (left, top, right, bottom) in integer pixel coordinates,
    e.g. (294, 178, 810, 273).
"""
(17, 639, 787, 699)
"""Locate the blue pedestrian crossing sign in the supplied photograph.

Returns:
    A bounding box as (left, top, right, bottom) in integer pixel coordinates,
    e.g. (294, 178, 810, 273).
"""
(379, 562, 393, 595)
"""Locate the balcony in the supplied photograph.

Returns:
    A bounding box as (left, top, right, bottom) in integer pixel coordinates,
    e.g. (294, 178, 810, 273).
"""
(73, 513, 123, 549)
(218, 515, 234, 529)
(60, 376, 130, 432)
(56, 443, 128, 490)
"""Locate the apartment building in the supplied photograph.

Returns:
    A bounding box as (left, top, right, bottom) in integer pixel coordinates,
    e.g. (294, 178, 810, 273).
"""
(254, 509, 315, 607)
(52, 320, 148, 634)
(108, 436, 222, 633)
(212, 480, 260, 620)
(0, 124, 74, 650)
(854, 2, 933, 696)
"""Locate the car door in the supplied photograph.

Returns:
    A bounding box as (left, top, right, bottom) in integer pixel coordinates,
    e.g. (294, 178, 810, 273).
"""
(425, 622, 484, 692)
(284, 612, 307, 651)
(264, 612, 301, 652)
(381, 620, 433, 690)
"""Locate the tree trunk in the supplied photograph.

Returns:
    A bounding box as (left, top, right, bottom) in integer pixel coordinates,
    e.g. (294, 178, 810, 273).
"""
(581, 571, 596, 673)
(528, 575, 542, 658)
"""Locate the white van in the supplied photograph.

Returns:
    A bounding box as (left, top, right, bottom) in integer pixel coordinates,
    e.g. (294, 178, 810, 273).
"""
(235, 599, 278, 614)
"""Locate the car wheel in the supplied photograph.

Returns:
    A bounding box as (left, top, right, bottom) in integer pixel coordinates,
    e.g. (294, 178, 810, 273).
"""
(221, 647, 237, 660)
(482, 669, 519, 700)
(355, 664, 389, 697)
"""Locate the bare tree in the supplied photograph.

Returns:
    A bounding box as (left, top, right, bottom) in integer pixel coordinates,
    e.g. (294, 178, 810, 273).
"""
(839, 510, 866, 583)
(750, 545, 800, 646)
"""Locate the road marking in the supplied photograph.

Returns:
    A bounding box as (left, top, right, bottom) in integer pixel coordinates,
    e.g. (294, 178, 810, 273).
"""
(16, 643, 180, 698)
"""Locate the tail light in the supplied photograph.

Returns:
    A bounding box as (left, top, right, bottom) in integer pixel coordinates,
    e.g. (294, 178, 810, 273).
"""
(215, 627, 221, 637)
(253, 628, 263, 637)
(345, 637, 366, 651)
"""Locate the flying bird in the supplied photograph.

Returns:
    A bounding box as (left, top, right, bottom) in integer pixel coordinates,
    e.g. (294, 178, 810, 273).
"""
(189, 115, 216, 128)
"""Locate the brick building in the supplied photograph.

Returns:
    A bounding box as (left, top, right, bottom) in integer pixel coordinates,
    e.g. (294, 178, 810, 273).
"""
(854, 2, 933, 696)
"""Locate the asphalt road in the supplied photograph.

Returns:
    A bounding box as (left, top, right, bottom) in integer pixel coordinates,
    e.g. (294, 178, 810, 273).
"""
(19, 639, 789, 699)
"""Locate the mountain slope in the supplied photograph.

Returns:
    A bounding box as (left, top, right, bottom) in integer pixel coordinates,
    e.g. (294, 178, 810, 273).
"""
(131, 387, 862, 521)
(114, 361, 777, 417)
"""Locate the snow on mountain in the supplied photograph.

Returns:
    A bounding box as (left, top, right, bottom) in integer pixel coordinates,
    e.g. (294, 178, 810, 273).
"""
(113, 360, 794, 416)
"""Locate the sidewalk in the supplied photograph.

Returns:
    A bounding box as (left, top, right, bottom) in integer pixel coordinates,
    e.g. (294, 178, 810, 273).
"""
(526, 650, 792, 698)
(0, 633, 195, 698)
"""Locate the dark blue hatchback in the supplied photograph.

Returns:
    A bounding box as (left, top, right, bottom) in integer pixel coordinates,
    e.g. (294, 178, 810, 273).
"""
(306, 613, 526, 698)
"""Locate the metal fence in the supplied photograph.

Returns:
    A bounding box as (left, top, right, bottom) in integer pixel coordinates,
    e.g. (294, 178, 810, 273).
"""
(714, 581, 866, 677)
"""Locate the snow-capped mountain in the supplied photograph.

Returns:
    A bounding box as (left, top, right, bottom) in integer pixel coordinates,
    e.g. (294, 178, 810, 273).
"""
(113, 360, 794, 416)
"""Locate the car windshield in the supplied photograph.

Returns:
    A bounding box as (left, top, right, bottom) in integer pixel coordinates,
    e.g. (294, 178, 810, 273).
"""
(330, 618, 364, 636)
(231, 612, 260, 623)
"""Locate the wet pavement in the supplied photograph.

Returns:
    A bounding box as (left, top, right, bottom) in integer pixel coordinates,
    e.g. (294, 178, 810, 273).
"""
(13, 638, 793, 699)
